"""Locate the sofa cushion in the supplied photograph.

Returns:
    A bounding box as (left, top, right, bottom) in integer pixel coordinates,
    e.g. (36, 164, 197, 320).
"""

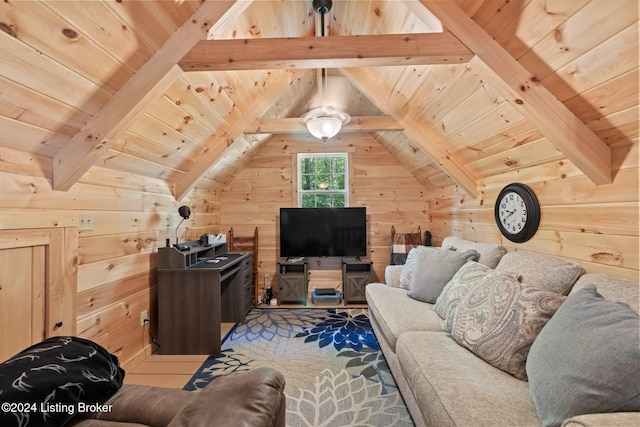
(445, 273, 566, 380)
(570, 273, 639, 312)
(434, 261, 520, 323)
(365, 283, 444, 351)
(526, 285, 640, 427)
(442, 236, 507, 269)
(0, 337, 125, 427)
(562, 412, 640, 427)
(168, 367, 286, 427)
(408, 246, 479, 303)
(396, 331, 542, 427)
(495, 251, 585, 295)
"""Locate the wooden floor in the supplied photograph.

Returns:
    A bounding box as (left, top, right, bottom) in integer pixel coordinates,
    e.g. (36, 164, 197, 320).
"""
(125, 303, 367, 389)
(124, 322, 235, 388)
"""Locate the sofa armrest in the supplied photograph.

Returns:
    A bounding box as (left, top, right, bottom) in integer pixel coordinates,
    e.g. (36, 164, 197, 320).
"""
(69, 384, 193, 426)
(385, 265, 404, 288)
(562, 412, 640, 426)
(168, 367, 286, 427)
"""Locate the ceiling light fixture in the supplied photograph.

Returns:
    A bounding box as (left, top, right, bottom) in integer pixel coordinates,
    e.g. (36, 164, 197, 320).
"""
(305, 0, 350, 142)
(306, 115, 344, 141)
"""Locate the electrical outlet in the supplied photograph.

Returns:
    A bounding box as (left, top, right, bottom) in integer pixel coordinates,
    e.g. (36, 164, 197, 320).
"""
(79, 213, 93, 231)
(140, 310, 148, 327)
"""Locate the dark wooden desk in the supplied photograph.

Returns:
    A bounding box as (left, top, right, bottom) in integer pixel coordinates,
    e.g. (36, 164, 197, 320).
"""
(157, 242, 252, 354)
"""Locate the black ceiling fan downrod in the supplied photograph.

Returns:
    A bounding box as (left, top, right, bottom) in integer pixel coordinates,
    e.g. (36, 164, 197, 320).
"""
(313, 0, 333, 37)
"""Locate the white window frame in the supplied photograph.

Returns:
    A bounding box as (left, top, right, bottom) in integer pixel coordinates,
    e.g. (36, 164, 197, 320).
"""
(297, 152, 349, 207)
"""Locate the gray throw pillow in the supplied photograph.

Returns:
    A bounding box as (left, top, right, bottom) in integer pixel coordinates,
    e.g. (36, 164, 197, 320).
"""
(526, 285, 640, 427)
(495, 251, 584, 295)
(441, 236, 507, 268)
(408, 246, 479, 303)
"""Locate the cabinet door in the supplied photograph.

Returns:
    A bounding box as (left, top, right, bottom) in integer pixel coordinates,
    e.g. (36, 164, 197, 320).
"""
(0, 246, 46, 361)
(0, 227, 77, 361)
(279, 275, 306, 302)
(345, 274, 370, 303)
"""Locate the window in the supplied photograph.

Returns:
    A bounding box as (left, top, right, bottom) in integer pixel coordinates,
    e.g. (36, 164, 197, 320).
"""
(297, 153, 348, 207)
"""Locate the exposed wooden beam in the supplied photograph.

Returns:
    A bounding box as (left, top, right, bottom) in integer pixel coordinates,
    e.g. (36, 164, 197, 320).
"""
(52, 0, 247, 191)
(243, 116, 403, 134)
(418, 0, 612, 185)
(178, 32, 473, 71)
(340, 68, 478, 198)
(174, 69, 307, 201)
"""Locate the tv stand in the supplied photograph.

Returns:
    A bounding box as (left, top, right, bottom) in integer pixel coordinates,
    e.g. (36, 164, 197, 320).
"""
(277, 258, 308, 305)
(342, 257, 372, 303)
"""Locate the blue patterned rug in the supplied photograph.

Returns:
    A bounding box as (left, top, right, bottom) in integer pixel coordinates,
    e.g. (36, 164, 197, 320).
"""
(184, 308, 414, 427)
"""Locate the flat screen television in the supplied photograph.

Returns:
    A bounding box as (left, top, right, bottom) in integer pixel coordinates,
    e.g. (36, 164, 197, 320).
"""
(279, 207, 367, 258)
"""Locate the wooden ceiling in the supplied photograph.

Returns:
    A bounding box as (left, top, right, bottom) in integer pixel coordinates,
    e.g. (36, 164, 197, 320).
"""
(1, 0, 637, 200)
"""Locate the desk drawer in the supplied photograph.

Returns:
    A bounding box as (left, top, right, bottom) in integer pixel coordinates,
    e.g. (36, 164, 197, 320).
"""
(243, 279, 252, 314)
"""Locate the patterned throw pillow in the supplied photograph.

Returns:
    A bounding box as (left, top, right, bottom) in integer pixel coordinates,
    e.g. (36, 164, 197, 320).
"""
(399, 247, 419, 289)
(434, 262, 519, 323)
(445, 274, 566, 380)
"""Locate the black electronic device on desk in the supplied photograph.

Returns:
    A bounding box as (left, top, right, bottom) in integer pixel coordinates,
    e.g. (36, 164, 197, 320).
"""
(174, 243, 191, 252)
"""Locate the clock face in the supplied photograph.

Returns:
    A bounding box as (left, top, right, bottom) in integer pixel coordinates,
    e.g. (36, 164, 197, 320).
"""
(498, 191, 527, 235)
(494, 183, 540, 243)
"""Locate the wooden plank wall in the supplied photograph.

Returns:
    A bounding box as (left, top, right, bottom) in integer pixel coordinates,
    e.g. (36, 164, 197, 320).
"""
(0, 147, 220, 367)
(429, 143, 639, 281)
(220, 133, 429, 297)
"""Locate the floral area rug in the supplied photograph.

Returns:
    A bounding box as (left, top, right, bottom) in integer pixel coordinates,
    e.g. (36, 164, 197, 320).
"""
(184, 308, 414, 427)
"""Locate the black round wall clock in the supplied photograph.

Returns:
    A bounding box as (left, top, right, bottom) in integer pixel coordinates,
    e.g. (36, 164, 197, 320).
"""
(494, 183, 540, 243)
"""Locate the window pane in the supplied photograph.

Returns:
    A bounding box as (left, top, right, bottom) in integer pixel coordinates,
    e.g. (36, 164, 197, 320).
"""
(331, 174, 345, 190)
(301, 175, 313, 191)
(316, 194, 331, 207)
(302, 194, 316, 207)
(316, 174, 330, 189)
(332, 194, 345, 207)
(302, 158, 314, 174)
(315, 158, 330, 174)
(334, 157, 345, 173)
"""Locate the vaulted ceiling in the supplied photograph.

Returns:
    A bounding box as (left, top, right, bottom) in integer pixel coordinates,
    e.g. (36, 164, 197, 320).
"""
(1, 0, 637, 200)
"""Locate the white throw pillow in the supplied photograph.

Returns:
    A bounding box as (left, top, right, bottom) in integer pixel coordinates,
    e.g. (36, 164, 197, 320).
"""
(399, 247, 419, 290)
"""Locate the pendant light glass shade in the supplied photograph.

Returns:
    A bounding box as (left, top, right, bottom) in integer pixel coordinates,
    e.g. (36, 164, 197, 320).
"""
(306, 116, 343, 141)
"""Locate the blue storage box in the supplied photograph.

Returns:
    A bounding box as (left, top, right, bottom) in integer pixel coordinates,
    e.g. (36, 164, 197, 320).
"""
(312, 289, 342, 305)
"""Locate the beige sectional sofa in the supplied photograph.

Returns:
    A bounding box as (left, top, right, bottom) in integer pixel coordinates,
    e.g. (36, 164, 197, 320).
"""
(366, 237, 640, 427)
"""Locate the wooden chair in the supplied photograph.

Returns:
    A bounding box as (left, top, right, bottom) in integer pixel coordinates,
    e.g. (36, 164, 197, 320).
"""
(228, 227, 259, 306)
